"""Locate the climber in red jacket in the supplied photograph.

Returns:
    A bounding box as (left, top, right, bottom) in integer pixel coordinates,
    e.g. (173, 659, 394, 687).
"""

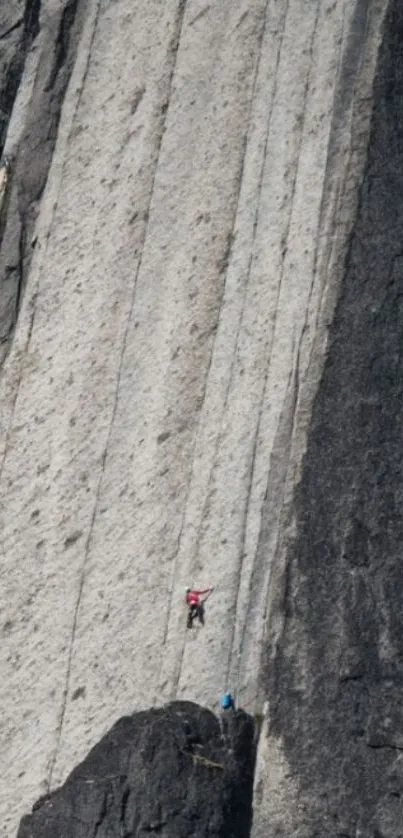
(185, 586, 213, 629)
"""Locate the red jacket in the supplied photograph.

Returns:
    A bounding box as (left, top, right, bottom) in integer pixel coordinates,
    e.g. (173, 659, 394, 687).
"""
(186, 588, 210, 606)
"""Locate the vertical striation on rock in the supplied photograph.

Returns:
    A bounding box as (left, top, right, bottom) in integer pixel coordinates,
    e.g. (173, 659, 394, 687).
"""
(0, 0, 86, 357)
(0, 0, 389, 834)
(259, 0, 403, 835)
(0, 0, 41, 155)
(17, 702, 256, 838)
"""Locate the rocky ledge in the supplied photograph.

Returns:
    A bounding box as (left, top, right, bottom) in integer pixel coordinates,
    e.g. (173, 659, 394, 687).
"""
(17, 702, 255, 838)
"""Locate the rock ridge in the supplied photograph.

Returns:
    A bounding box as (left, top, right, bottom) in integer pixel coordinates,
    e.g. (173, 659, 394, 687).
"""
(17, 702, 256, 838)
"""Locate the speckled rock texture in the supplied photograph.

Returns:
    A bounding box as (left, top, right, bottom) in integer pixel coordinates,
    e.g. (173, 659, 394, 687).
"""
(0, 0, 85, 354)
(254, 1, 403, 835)
(0, 0, 391, 835)
(17, 702, 255, 838)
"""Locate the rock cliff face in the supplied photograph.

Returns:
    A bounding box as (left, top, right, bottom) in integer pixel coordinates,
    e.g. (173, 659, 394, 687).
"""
(0, 0, 394, 836)
(254, 0, 403, 835)
(0, 0, 85, 356)
(17, 702, 255, 838)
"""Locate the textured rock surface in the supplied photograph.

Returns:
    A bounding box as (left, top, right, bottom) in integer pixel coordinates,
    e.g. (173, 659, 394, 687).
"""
(0, 1, 40, 154)
(0, 0, 389, 835)
(254, 1, 403, 835)
(17, 702, 255, 838)
(0, 0, 86, 355)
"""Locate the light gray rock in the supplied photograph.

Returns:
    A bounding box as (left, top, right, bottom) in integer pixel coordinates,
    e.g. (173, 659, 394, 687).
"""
(0, 0, 389, 835)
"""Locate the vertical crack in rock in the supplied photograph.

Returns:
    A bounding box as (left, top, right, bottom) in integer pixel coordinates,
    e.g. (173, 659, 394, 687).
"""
(233, 340, 302, 703)
(0, 0, 85, 359)
(156, 0, 277, 698)
(265, 0, 403, 834)
(92, 789, 108, 838)
(0, 19, 24, 43)
(225, 0, 321, 696)
(43, 1, 104, 788)
(15, 215, 25, 325)
(231, 0, 376, 705)
(0, 0, 41, 153)
(47, 0, 191, 791)
(46, 0, 79, 92)
(119, 785, 131, 837)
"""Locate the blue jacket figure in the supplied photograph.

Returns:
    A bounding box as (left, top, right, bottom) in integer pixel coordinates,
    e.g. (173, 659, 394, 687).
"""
(220, 691, 234, 711)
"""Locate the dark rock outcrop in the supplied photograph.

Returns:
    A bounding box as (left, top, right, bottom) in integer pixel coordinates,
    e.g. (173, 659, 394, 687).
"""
(0, 1, 40, 155)
(267, 0, 403, 835)
(0, 0, 85, 356)
(18, 702, 255, 838)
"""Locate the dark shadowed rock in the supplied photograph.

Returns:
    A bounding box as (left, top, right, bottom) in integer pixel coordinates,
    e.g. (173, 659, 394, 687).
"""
(0, 0, 86, 357)
(0, 1, 40, 155)
(17, 702, 255, 838)
(267, 0, 403, 835)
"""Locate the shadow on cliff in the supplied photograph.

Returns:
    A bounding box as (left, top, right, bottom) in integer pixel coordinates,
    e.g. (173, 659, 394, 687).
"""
(267, 0, 403, 835)
(18, 702, 256, 838)
(0, 0, 41, 153)
(0, 0, 85, 354)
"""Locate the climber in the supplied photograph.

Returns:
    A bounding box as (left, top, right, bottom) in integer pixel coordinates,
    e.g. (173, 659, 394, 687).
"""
(219, 691, 235, 737)
(185, 586, 213, 629)
(220, 691, 234, 711)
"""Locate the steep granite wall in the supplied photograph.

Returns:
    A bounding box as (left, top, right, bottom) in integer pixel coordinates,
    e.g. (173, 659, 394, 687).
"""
(0, 0, 388, 835)
(254, 1, 403, 835)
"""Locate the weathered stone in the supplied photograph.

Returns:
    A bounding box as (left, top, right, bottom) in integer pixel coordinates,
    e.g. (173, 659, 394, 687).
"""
(0, 0, 86, 354)
(17, 702, 255, 838)
(0, 0, 390, 835)
(259, 1, 403, 834)
(0, 1, 40, 154)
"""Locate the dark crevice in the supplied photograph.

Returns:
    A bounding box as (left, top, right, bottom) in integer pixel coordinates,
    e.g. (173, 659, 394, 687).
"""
(120, 785, 131, 836)
(92, 790, 108, 838)
(0, 19, 24, 41)
(0, 0, 41, 153)
(15, 219, 25, 324)
(46, 0, 79, 92)
(22, 0, 41, 44)
(0, 0, 86, 362)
